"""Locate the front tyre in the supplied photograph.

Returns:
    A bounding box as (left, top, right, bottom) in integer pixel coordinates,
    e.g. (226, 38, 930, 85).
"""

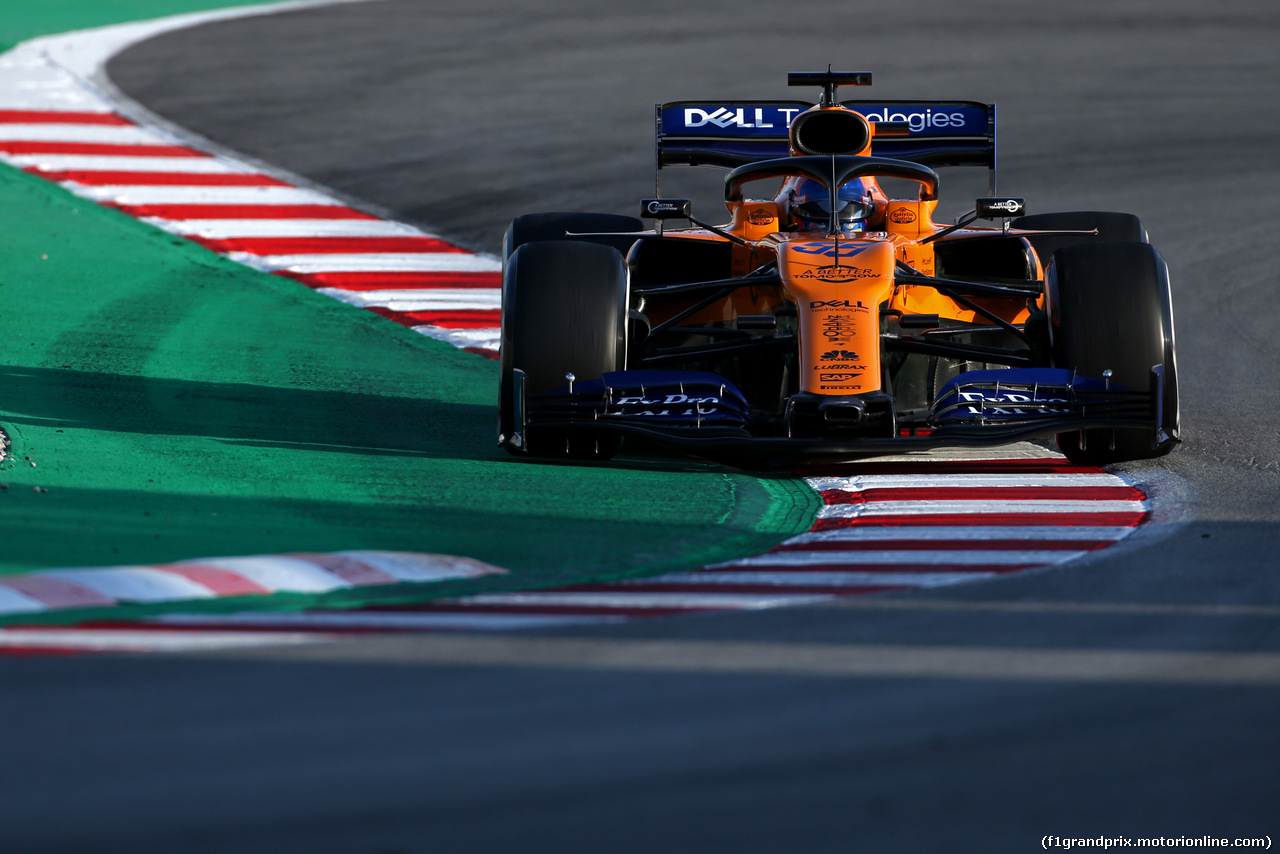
(503, 212, 643, 259)
(498, 240, 629, 460)
(1046, 241, 1179, 465)
(1011, 211, 1147, 270)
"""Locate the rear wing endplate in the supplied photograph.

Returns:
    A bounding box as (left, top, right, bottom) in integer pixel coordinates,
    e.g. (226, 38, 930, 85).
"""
(655, 99, 997, 193)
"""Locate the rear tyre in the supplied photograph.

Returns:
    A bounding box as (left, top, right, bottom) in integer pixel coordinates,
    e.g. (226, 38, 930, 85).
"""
(1011, 211, 1146, 271)
(1046, 242, 1178, 465)
(503, 212, 643, 258)
(499, 240, 629, 460)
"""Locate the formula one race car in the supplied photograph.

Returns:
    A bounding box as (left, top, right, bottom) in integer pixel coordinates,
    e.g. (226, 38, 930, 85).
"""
(498, 71, 1178, 467)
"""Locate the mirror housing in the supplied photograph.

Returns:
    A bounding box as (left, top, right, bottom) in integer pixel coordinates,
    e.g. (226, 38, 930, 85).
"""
(975, 197, 1026, 219)
(640, 198, 692, 219)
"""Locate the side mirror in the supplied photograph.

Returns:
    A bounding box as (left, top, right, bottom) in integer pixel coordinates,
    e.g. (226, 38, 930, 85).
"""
(975, 197, 1026, 219)
(640, 198, 692, 220)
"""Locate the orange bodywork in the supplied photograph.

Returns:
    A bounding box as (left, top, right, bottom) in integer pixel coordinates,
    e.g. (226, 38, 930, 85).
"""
(649, 220, 1038, 397)
(644, 105, 1038, 400)
(648, 211, 1038, 398)
(776, 238, 894, 394)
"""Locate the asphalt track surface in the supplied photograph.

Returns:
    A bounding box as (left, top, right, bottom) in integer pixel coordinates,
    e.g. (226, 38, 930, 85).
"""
(2, 1, 1278, 851)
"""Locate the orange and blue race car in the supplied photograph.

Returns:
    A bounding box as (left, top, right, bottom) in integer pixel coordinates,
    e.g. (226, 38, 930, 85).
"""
(497, 71, 1178, 467)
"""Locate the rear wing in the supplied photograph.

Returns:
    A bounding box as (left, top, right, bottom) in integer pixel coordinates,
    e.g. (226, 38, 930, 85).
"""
(655, 99, 998, 193)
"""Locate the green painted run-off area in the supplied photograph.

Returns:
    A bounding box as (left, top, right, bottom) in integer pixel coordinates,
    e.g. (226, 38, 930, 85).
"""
(0, 0, 820, 621)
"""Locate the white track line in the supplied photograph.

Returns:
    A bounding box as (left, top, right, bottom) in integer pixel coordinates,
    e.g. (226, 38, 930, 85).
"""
(0, 123, 161, 143)
(784, 525, 1137, 543)
(152, 218, 426, 238)
(807, 473, 1130, 489)
(639, 570, 998, 588)
(0, 629, 332, 653)
(67, 184, 340, 205)
(817, 500, 1147, 519)
(10, 154, 250, 172)
(318, 288, 502, 310)
(233, 252, 501, 274)
(454, 591, 834, 610)
(155, 611, 626, 631)
(709, 550, 1089, 569)
(411, 326, 502, 350)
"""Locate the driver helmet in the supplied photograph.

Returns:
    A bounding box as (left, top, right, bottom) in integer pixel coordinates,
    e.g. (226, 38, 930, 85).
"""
(790, 177, 877, 233)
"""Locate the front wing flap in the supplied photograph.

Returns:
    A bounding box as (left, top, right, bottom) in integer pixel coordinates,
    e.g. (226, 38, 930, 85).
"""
(528, 370, 756, 437)
(519, 367, 1167, 461)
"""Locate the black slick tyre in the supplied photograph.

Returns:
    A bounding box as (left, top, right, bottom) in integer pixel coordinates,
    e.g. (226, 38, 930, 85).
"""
(1046, 241, 1178, 465)
(498, 240, 629, 460)
(503, 212, 643, 259)
(1011, 211, 1147, 271)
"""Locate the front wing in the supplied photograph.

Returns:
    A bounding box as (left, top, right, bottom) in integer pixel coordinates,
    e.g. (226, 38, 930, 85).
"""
(507, 368, 1169, 463)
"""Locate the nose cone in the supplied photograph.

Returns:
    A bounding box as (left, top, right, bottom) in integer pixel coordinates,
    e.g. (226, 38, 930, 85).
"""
(779, 239, 895, 396)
